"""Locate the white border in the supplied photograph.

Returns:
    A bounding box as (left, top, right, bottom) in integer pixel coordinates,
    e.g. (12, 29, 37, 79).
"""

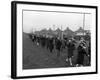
(17, 3, 96, 77)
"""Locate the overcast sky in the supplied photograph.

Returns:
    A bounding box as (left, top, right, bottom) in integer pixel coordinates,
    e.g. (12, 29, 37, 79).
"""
(23, 10, 91, 33)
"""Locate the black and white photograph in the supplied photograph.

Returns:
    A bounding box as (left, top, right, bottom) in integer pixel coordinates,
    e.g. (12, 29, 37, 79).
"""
(23, 9, 91, 69)
(11, 1, 97, 79)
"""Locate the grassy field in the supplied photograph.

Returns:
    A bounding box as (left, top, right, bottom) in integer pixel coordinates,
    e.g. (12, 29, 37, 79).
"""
(23, 33, 89, 69)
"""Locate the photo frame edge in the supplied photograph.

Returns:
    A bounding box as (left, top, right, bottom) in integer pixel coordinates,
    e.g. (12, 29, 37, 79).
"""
(11, 1, 98, 79)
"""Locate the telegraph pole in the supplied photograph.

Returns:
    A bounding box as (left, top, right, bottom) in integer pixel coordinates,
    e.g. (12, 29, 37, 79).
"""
(83, 13, 85, 35)
(61, 25, 63, 40)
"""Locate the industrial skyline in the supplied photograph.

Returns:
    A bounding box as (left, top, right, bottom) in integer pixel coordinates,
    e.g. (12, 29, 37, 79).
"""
(23, 10, 91, 33)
